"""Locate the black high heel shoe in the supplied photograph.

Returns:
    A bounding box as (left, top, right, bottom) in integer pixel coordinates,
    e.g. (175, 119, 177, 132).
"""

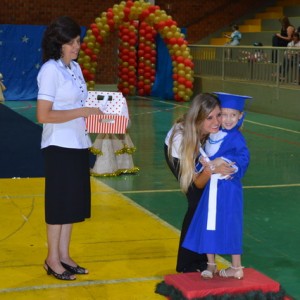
(44, 261, 76, 280)
(61, 261, 88, 274)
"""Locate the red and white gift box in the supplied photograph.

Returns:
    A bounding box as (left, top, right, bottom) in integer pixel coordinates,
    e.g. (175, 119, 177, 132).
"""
(85, 91, 129, 134)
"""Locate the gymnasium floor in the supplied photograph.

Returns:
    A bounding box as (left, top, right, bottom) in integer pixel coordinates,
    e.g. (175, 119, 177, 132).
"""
(0, 96, 300, 299)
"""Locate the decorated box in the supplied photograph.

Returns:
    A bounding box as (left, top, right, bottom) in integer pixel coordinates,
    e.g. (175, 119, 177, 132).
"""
(85, 91, 129, 134)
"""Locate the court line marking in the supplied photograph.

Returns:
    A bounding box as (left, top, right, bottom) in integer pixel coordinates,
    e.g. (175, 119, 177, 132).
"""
(7, 98, 299, 134)
(245, 120, 300, 134)
(0, 276, 163, 294)
(134, 97, 300, 134)
(1, 182, 299, 200)
(119, 183, 300, 194)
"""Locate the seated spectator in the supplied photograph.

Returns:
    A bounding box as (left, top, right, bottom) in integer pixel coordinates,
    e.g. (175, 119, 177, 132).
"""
(280, 32, 300, 80)
(224, 24, 242, 46)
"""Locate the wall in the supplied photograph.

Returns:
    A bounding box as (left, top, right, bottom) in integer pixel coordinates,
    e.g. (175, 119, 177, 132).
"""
(1, 0, 265, 84)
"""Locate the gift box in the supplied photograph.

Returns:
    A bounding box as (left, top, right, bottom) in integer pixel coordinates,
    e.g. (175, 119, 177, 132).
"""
(85, 91, 129, 134)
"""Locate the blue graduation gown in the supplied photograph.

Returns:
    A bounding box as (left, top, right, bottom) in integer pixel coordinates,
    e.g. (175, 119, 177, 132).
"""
(182, 128, 250, 254)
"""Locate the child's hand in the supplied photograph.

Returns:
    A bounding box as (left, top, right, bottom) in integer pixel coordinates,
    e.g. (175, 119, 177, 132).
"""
(213, 161, 236, 176)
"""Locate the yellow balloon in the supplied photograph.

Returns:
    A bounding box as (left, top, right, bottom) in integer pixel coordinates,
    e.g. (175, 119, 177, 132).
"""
(83, 56, 91, 63)
(93, 48, 100, 55)
(87, 42, 95, 49)
(166, 31, 173, 39)
(83, 62, 91, 69)
(178, 70, 185, 76)
(175, 50, 182, 56)
(183, 94, 190, 101)
(100, 29, 108, 37)
(178, 91, 185, 98)
(113, 15, 120, 24)
(134, 0, 141, 7)
(103, 24, 110, 32)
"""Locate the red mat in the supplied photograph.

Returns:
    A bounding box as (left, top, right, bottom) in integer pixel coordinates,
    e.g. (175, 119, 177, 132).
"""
(158, 268, 288, 299)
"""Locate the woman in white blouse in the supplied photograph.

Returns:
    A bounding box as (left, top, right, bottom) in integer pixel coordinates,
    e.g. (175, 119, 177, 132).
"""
(37, 16, 102, 281)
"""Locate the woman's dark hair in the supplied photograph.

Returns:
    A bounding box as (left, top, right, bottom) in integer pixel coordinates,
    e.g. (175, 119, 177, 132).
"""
(42, 16, 81, 62)
(232, 24, 239, 30)
(279, 16, 291, 29)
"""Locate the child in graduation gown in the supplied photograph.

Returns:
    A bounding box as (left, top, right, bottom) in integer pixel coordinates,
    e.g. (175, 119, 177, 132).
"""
(183, 92, 251, 280)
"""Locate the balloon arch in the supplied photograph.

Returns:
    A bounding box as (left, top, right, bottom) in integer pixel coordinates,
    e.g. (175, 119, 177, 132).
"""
(78, 0, 194, 102)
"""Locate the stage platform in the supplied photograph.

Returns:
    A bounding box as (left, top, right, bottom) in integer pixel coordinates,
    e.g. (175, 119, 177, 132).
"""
(156, 268, 291, 299)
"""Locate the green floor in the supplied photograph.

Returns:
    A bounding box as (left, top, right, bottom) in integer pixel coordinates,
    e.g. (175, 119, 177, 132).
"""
(3, 96, 300, 298)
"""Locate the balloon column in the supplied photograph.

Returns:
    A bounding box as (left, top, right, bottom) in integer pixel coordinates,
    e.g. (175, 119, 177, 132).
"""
(78, 0, 194, 101)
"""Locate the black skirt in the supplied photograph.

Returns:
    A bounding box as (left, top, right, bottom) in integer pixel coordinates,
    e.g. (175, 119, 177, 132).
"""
(43, 146, 91, 224)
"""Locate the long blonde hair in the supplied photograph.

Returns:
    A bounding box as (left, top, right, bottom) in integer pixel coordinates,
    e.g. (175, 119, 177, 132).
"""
(168, 93, 220, 193)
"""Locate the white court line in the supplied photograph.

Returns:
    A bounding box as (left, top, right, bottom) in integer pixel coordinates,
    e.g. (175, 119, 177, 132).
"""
(0, 276, 163, 294)
(135, 96, 300, 134)
(119, 183, 300, 194)
(245, 120, 300, 134)
(2, 182, 299, 200)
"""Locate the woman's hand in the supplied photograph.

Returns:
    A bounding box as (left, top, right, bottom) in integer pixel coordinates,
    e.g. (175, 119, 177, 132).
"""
(81, 107, 103, 117)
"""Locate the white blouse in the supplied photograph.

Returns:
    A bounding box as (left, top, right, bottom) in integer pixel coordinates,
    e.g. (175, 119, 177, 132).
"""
(37, 59, 91, 149)
(165, 123, 183, 159)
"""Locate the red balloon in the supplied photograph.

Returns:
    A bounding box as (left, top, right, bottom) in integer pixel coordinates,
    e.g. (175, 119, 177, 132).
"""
(106, 11, 114, 19)
(81, 43, 87, 50)
(125, 0, 134, 7)
(122, 87, 130, 95)
(91, 54, 98, 62)
(138, 89, 145, 96)
(128, 77, 136, 85)
(137, 81, 144, 89)
(96, 36, 103, 44)
(140, 10, 150, 20)
(85, 48, 93, 56)
(92, 28, 99, 36)
(169, 38, 177, 45)
(124, 7, 130, 16)
(107, 19, 115, 29)
(144, 84, 151, 94)
(176, 56, 184, 63)
(185, 80, 193, 88)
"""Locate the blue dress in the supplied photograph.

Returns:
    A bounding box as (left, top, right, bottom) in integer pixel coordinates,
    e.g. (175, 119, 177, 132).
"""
(182, 127, 250, 255)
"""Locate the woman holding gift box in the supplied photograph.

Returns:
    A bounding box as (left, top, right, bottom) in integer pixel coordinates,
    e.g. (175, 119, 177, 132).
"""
(36, 16, 102, 281)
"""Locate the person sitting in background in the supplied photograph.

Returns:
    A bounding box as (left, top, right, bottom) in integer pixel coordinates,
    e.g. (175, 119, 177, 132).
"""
(280, 32, 300, 80)
(224, 24, 242, 46)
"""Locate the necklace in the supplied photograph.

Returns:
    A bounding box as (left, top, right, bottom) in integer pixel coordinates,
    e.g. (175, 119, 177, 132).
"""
(60, 59, 71, 69)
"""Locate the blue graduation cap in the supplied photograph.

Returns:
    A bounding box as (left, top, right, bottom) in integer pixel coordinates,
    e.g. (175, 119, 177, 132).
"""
(213, 92, 252, 111)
